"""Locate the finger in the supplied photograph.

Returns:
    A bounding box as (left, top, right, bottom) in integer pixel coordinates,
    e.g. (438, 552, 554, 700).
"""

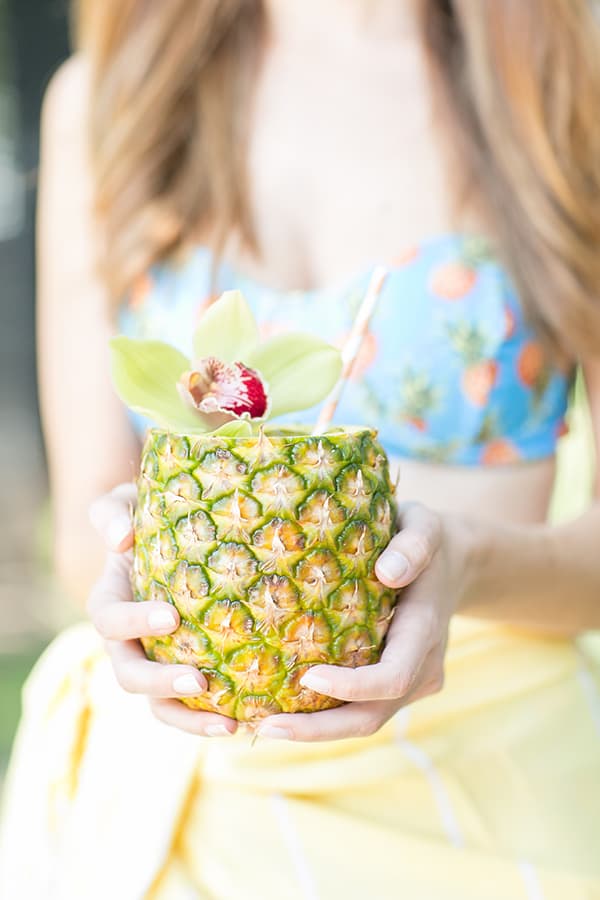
(89, 483, 137, 552)
(87, 551, 134, 609)
(88, 555, 180, 639)
(106, 639, 208, 696)
(258, 649, 446, 743)
(394, 642, 445, 699)
(255, 698, 401, 742)
(150, 698, 238, 737)
(92, 597, 180, 640)
(375, 502, 441, 588)
(299, 594, 437, 701)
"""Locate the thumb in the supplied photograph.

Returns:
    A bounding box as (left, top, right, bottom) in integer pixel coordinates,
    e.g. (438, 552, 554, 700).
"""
(89, 483, 137, 552)
(375, 502, 441, 588)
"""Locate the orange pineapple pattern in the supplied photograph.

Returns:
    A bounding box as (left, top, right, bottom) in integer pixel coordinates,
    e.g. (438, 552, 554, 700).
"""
(430, 262, 477, 300)
(395, 368, 439, 433)
(429, 236, 493, 301)
(517, 341, 545, 387)
(446, 320, 499, 407)
(481, 438, 521, 465)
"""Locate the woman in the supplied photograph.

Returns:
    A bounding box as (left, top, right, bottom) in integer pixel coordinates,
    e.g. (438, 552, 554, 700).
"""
(2, 0, 600, 897)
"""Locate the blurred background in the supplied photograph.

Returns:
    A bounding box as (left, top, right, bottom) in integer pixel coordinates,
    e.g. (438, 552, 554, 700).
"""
(0, 0, 595, 789)
(0, 0, 70, 779)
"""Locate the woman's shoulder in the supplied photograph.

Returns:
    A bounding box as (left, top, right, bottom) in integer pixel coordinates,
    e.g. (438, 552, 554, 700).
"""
(38, 54, 94, 246)
(41, 54, 91, 141)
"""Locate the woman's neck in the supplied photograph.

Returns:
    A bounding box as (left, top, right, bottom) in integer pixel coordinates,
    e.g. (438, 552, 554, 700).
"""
(264, 0, 420, 46)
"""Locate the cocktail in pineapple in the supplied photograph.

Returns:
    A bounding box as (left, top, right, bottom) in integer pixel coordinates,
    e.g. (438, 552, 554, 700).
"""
(111, 291, 398, 722)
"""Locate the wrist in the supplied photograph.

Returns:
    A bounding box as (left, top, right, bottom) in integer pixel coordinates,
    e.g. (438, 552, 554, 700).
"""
(440, 510, 486, 614)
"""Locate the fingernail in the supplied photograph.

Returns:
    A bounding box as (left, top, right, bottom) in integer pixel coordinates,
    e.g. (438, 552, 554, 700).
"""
(257, 724, 291, 740)
(108, 514, 132, 549)
(299, 673, 331, 694)
(173, 673, 204, 695)
(147, 609, 178, 633)
(205, 724, 232, 738)
(377, 551, 409, 584)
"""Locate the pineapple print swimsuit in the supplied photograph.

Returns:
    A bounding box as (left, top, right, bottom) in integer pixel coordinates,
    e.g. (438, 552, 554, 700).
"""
(3, 235, 600, 900)
(118, 234, 571, 466)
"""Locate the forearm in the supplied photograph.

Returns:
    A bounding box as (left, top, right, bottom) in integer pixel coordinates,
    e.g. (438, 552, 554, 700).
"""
(54, 523, 107, 608)
(454, 502, 600, 633)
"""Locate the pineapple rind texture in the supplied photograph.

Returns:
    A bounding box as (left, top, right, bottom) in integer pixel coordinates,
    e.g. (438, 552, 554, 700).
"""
(133, 428, 398, 722)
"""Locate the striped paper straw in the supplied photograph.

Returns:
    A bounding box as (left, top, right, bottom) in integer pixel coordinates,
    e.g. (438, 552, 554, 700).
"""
(312, 265, 389, 435)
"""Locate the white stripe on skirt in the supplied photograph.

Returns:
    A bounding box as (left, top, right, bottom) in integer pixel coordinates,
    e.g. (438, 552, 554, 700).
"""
(576, 646, 600, 738)
(518, 860, 546, 900)
(270, 792, 320, 900)
(393, 710, 465, 849)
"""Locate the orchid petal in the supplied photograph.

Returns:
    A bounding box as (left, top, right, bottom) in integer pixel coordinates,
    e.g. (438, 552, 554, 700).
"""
(245, 333, 342, 419)
(193, 290, 259, 363)
(212, 420, 254, 437)
(110, 337, 207, 432)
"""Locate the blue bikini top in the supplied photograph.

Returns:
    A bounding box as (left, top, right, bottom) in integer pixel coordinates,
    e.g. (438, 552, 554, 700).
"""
(118, 234, 570, 465)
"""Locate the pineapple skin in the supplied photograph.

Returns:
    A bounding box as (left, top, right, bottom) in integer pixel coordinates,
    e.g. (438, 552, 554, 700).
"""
(132, 427, 398, 723)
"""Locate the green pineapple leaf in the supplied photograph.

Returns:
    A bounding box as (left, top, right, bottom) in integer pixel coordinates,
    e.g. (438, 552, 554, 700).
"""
(110, 336, 206, 432)
(193, 290, 259, 363)
(245, 332, 342, 419)
(211, 419, 254, 437)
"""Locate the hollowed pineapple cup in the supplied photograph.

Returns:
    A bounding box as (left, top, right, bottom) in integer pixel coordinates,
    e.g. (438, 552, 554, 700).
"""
(132, 426, 398, 723)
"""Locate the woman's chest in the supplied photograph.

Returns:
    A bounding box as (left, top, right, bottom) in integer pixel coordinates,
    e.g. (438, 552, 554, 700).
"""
(235, 37, 453, 292)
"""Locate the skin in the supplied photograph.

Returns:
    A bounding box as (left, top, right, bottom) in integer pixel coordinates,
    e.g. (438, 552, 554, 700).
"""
(39, 0, 600, 742)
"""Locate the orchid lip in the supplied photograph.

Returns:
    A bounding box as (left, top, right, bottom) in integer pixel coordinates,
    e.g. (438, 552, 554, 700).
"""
(178, 356, 270, 422)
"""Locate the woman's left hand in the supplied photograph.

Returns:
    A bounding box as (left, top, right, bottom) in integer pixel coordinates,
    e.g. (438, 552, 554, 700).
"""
(256, 503, 466, 742)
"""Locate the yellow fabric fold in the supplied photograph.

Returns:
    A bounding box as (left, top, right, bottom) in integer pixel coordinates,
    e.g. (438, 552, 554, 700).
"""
(1, 620, 600, 899)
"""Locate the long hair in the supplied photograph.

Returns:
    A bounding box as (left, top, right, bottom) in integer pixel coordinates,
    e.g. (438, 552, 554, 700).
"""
(76, 0, 600, 358)
(75, 0, 265, 299)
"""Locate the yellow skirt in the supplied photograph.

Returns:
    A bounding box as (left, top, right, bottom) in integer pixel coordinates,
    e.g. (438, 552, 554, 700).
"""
(1, 619, 600, 900)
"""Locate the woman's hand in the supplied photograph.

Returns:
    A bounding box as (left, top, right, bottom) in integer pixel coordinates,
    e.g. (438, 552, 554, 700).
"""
(256, 503, 466, 742)
(87, 484, 238, 737)
(88, 490, 466, 742)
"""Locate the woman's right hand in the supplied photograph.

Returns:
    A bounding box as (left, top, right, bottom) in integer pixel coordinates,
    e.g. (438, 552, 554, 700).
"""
(87, 483, 238, 738)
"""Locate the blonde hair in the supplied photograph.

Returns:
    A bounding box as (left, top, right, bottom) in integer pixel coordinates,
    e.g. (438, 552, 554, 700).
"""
(77, 0, 600, 358)
(76, 0, 264, 297)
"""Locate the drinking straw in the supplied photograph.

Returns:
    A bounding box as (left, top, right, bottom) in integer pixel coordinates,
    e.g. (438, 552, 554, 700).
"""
(312, 265, 389, 435)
